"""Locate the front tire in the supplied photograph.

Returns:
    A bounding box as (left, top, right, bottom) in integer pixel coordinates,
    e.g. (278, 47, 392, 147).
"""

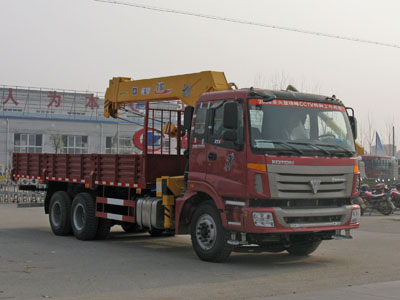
(190, 201, 233, 262)
(49, 191, 72, 236)
(287, 241, 321, 256)
(378, 200, 394, 216)
(71, 193, 98, 240)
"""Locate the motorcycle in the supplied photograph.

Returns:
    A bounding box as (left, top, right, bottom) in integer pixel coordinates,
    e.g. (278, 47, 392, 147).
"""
(389, 184, 400, 210)
(351, 196, 366, 216)
(360, 184, 395, 215)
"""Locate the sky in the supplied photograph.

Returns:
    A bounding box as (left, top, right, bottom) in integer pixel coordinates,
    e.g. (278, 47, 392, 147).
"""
(1, 0, 399, 148)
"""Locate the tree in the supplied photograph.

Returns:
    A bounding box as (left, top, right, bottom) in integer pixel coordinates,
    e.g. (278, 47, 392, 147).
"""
(384, 118, 395, 156)
(364, 113, 375, 154)
(358, 121, 365, 149)
(253, 71, 321, 93)
(49, 134, 64, 154)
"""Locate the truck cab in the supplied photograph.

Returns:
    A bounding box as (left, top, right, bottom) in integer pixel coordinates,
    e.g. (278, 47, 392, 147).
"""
(177, 88, 361, 261)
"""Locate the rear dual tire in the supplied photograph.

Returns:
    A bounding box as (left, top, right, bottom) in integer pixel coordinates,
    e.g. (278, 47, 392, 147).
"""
(71, 193, 111, 240)
(49, 191, 111, 240)
(49, 191, 72, 236)
(71, 193, 99, 240)
(121, 223, 141, 233)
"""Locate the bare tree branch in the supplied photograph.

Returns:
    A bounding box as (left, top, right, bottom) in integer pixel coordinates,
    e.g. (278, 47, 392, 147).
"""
(364, 112, 375, 154)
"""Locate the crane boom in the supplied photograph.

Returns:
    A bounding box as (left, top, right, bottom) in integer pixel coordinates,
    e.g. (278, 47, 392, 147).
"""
(104, 71, 233, 118)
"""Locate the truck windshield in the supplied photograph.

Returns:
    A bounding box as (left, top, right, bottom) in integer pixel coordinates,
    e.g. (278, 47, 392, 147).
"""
(248, 99, 356, 156)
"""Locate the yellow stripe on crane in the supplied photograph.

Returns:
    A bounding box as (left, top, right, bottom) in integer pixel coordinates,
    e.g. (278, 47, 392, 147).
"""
(104, 71, 233, 118)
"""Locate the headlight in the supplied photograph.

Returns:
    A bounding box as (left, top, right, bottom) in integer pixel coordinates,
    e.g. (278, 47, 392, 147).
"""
(350, 207, 361, 224)
(353, 173, 361, 193)
(253, 212, 275, 227)
(356, 174, 361, 192)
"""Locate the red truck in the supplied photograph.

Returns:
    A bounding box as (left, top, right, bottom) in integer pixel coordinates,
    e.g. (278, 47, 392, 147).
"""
(12, 71, 361, 262)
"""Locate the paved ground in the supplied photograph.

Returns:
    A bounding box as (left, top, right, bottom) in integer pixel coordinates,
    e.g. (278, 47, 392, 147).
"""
(0, 204, 399, 300)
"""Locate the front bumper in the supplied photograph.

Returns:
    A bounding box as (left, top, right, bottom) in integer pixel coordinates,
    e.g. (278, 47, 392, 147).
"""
(224, 204, 360, 233)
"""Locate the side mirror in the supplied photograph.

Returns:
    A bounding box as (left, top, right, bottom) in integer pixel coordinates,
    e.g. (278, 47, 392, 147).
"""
(222, 129, 237, 142)
(223, 102, 238, 129)
(348, 116, 357, 140)
(183, 106, 194, 131)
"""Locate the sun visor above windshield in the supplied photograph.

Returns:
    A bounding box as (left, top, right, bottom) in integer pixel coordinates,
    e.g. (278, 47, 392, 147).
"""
(249, 99, 345, 112)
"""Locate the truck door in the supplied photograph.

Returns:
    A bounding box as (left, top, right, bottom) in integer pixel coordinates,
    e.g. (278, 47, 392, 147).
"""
(188, 103, 208, 181)
(205, 100, 246, 199)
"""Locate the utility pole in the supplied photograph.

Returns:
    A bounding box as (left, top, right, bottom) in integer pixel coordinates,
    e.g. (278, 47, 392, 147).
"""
(393, 126, 395, 157)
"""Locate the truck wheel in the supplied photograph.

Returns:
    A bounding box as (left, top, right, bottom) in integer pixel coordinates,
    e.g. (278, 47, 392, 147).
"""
(121, 223, 141, 233)
(95, 219, 112, 240)
(49, 191, 72, 236)
(190, 202, 233, 262)
(287, 241, 321, 256)
(148, 229, 163, 236)
(71, 193, 98, 240)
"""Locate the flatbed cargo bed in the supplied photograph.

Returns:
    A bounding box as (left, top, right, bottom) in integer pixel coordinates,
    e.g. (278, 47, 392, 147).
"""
(12, 153, 186, 189)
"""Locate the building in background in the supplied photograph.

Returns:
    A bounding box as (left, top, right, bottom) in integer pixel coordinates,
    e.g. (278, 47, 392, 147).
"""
(361, 155, 398, 181)
(0, 85, 178, 169)
(370, 144, 397, 157)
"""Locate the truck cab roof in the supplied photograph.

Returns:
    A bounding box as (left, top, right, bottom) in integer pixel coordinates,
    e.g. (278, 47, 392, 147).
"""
(198, 88, 344, 107)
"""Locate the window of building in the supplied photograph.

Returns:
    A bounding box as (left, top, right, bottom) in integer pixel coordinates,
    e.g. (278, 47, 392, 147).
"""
(14, 133, 43, 153)
(62, 135, 88, 154)
(105, 136, 133, 154)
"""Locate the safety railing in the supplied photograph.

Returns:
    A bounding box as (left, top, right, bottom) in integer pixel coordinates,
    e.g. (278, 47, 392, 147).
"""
(0, 179, 45, 205)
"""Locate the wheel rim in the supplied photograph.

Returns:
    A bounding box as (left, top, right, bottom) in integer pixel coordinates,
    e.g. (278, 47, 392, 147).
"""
(379, 201, 391, 214)
(51, 202, 62, 227)
(73, 203, 86, 231)
(195, 214, 217, 251)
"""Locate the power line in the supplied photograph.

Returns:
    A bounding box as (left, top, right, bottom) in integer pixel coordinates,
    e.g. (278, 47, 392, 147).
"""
(94, 0, 400, 49)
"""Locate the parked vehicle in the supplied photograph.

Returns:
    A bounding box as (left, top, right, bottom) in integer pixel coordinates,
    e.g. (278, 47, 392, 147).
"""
(389, 184, 400, 209)
(351, 196, 366, 216)
(12, 71, 361, 262)
(360, 184, 395, 215)
(0, 164, 8, 184)
(361, 155, 398, 181)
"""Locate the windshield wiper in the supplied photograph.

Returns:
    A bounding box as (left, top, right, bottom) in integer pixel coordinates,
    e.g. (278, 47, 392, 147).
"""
(310, 144, 332, 156)
(268, 141, 303, 155)
(314, 143, 355, 156)
(287, 141, 332, 156)
(254, 140, 303, 155)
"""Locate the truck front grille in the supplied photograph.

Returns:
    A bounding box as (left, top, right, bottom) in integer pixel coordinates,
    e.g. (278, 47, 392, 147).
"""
(284, 215, 342, 224)
(250, 198, 350, 208)
(272, 206, 351, 228)
(267, 165, 354, 199)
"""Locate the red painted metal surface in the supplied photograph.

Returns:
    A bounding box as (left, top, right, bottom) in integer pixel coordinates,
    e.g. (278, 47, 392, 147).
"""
(12, 153, 186, 189)
(12, 106, 186, 189)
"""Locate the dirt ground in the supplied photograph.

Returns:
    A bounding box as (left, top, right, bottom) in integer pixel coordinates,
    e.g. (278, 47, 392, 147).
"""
(1, 204, 399, 300)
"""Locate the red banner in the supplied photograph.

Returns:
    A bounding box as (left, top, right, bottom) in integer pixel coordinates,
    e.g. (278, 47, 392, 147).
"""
(249, 99, 345, 112)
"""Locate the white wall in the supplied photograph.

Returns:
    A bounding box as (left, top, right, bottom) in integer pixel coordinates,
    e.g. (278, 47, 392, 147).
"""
(0, 117, 141, 168)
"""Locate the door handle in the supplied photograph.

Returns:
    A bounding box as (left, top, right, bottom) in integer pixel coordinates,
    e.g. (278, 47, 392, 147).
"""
(208, 152, 217, 161)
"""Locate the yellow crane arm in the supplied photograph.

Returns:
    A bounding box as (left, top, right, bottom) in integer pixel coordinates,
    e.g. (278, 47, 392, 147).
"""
(104, 71, 233, 118)
(355, 141, 364, 156)
(319, 114, 364, 155)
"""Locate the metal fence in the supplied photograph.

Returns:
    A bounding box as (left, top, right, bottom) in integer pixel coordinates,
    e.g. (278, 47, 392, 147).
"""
(0, 179, 45, 206)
